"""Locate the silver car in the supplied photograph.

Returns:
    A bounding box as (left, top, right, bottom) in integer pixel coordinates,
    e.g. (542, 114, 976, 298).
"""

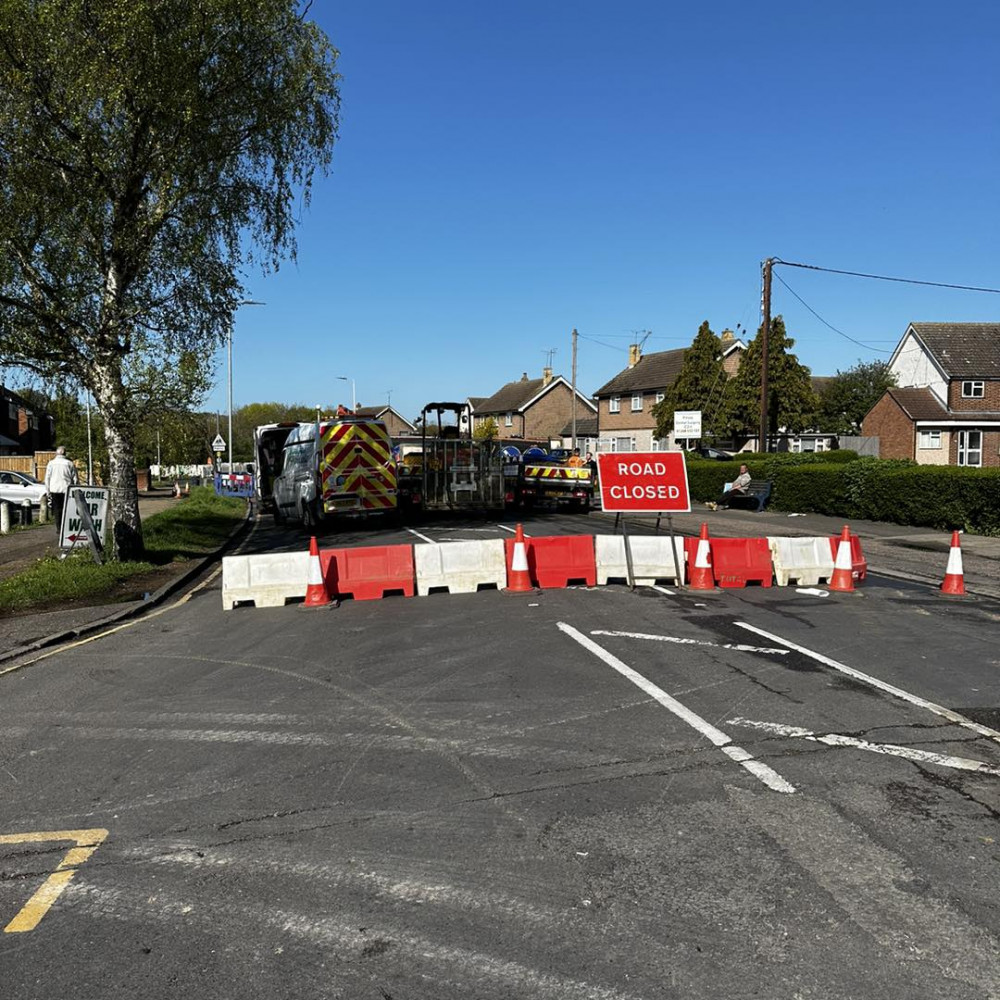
(0, 470, 47, 507)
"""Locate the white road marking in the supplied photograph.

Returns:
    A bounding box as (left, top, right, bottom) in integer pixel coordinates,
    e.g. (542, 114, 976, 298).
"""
(734, 622, 1000, 745)
(648, 585, 676, 596)
(729, 717, 1000, 777)
(558, 623, 795, 794)
(495, 523, 525, 535)
(405, 526, 437, 544)
(592, 629, 789, 655)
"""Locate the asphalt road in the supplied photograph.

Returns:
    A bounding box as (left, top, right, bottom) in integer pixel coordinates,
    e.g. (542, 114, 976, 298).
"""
(3, 510, 1000, 999)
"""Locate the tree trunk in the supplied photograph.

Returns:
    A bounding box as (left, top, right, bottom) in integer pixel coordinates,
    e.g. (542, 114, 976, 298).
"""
(93, 364, 144, 562)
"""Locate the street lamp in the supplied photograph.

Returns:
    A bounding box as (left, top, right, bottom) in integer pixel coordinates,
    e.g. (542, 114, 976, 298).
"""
(229, 299, 265, 472)
(336, 375, 356, 412)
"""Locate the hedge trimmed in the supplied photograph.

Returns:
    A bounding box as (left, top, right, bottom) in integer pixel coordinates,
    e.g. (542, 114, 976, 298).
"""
(683, 453, 1000, 533)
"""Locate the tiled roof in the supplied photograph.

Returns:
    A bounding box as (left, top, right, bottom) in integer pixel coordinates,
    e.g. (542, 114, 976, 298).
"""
(559, 417, 598, 436)
(909, 323, 1000, 378)
(594, 348, 687, 396)
(886, 388, 949, 420)
(476, 377, 548, 414)
(353, 406, 385, 418)
(467, 396, 487, 409)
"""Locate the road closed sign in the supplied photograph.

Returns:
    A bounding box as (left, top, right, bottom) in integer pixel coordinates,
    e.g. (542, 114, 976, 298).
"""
(597, 452, 691, 513)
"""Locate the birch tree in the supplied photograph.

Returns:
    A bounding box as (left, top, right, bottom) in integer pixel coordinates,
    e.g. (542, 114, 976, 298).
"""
(0, 0, 340, 558)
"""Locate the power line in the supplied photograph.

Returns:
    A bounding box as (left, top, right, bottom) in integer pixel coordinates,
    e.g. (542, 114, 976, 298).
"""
(775, 258, 1000, 295)
(773, 272, 892, 354)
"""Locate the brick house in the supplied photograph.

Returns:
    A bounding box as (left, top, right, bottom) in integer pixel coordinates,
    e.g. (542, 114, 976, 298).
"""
(0, 386, 55, 455)
(593, 332, 746, 452)
(353, 405, 417, 439)
(862, 322, 1000, 467)
(473, 369, 596, 445)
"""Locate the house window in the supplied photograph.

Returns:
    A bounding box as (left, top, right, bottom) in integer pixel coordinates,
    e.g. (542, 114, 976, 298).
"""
(957, 430, 982, 467)
(918, 430, 941, 449)
(961, 381, 985, 398)
(614, 437, 634, 452)
(609, 396, 621, 413)
(655, 392, 665, 404)
(504, 412, 512, 427)
(631, 393, 643, 412)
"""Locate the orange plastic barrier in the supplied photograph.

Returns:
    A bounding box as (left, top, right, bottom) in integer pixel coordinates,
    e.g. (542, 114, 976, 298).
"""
(321, 544, 416, 600)
(504, 534, 596, 588)
(707, 537, 773, 588)
(827, 532, 867, 581)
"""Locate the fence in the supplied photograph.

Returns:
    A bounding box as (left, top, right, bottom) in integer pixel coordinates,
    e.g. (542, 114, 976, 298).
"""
(838, 436, 879, 457)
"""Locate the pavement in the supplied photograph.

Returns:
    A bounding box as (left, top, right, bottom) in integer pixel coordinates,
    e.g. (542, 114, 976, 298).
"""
(1, 496, 998, 667)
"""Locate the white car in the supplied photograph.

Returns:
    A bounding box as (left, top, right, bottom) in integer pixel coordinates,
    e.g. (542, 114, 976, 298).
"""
(0, 470, 48, 507)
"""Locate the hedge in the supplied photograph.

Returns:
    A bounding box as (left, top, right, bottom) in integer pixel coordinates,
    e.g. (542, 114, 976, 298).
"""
(683, 453, 1000, 534)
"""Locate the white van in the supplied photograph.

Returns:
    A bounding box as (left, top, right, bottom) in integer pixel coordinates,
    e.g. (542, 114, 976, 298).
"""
(271, 417, 398, 529)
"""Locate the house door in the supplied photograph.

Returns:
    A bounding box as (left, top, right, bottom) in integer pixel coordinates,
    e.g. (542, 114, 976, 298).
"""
(957, 430, 982, 467)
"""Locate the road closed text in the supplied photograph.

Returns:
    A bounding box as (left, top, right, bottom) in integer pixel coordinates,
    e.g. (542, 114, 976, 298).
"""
(597, 452, 692, 513)
(608, 483, 682, 500)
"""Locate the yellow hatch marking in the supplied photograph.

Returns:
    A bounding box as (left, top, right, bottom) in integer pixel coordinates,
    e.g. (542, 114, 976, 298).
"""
(1, 828, 109, 932)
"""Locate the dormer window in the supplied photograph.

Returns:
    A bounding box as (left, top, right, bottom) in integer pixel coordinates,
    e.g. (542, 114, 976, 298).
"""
(961, 381, 985, 398)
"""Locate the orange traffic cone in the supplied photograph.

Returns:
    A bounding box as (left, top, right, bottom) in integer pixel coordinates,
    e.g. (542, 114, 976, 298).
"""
(940, 530, 966, 596)
(304, 536, 334, 607)
(183, 481, 190, 496)
(829, 525, 855, 593)
(504, 523, 536, 593)
(688, 522, 715, 590)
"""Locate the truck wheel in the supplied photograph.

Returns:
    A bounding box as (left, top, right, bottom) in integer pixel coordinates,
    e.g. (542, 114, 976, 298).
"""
(273, 503, 285, 525)
(301, 499, 323, 533)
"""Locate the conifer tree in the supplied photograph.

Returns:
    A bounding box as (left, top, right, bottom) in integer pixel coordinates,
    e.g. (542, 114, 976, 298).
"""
(722, 316, 817, 445)
(651, 321, 727, 442)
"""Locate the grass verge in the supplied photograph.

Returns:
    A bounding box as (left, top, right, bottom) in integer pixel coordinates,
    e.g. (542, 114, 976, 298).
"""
(0, 487, 246, 614)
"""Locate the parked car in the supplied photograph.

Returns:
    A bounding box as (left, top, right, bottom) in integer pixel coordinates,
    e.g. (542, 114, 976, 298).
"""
(0, 470, 47, 506)
(696, 447, 734, 461)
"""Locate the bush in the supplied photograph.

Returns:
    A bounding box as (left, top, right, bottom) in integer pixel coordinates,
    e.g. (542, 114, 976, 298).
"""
(767, 463, 849, 515)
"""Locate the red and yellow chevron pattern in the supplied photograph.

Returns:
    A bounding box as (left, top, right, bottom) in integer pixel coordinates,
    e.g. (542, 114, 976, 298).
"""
(522, 465, 591, 481)
(319, 420, 397, 512)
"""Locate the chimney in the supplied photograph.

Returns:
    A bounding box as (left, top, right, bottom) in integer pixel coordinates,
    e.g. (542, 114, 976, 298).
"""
(721, 329, 734, 344)
(542, 366, 553, 386)
(628, 344, 642, 368)
(521, 372, 528, 381)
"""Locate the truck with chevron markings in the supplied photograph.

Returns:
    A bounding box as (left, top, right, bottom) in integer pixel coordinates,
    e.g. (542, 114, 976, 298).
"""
(267, 416, 398, 528)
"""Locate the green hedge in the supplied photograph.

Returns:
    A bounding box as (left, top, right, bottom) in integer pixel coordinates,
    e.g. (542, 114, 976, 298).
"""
(684, 452, 1000, 533)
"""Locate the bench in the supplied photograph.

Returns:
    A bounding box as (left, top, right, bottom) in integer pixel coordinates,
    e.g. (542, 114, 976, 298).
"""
(723, 479, 772, 512)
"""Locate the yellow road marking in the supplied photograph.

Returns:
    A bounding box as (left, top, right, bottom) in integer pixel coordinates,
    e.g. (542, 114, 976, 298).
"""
(1, 828, 109, 932)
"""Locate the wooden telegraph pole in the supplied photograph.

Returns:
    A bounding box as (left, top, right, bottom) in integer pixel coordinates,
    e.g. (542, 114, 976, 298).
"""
(759, 258, 774, 453)
(571, 327, 578, 450)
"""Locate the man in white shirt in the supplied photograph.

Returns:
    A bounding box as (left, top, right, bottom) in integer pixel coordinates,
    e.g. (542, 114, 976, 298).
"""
(44, 445, 78, 529)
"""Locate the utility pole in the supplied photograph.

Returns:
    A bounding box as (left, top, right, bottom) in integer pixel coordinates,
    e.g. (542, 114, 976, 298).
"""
(571, 328, 578, 450)
(760, 258, 774, 453)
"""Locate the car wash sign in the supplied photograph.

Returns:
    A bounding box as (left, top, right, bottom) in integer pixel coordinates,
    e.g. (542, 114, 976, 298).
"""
(597, 452, 691, 513)
(59, 486, 109, 562)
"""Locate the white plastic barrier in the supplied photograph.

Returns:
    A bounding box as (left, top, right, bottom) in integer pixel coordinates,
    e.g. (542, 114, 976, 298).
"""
(221, 551, 311, 610)
(595, 534, 686, 586)
(414, 539, 507, 595)
(767, 536, 834, 587)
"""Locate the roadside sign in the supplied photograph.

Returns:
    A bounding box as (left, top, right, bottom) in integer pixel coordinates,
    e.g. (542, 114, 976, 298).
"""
(674, 410, 702, 438)
(59, 486, 109, 562)
(212, 434, 226, 452)
(597, 452, 691, 513)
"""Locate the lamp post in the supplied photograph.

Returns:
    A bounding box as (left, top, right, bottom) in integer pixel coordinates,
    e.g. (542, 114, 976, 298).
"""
(229, 299, 265, 472)
(336, 375, 356, 411)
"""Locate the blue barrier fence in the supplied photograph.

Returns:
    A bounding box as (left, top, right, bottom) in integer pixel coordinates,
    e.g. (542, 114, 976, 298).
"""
(214, 473, 255, 499)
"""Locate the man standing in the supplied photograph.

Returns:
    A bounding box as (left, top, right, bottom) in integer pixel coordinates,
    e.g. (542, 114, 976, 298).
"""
(44, 445, 78, 530)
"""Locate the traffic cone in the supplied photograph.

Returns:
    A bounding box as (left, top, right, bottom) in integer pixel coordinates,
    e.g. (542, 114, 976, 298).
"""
(183, 481, 190, 496)
(173, 480, 181, 498)
(688, 522, 715, 590)
(504, 523, 536, 593)
(303, 536, 334, 607)
(940, 530, 966, 596)
(829, 525, 855, 593)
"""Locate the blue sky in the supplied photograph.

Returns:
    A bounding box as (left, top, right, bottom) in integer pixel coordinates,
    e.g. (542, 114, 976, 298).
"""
(208, 0, 1000, 422)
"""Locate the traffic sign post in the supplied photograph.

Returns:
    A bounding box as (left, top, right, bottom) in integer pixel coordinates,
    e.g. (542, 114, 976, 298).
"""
(597, 453, 691, 589)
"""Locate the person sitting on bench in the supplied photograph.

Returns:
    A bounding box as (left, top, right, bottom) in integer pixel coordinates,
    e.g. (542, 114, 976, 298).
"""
(711, 464, 751, 510)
